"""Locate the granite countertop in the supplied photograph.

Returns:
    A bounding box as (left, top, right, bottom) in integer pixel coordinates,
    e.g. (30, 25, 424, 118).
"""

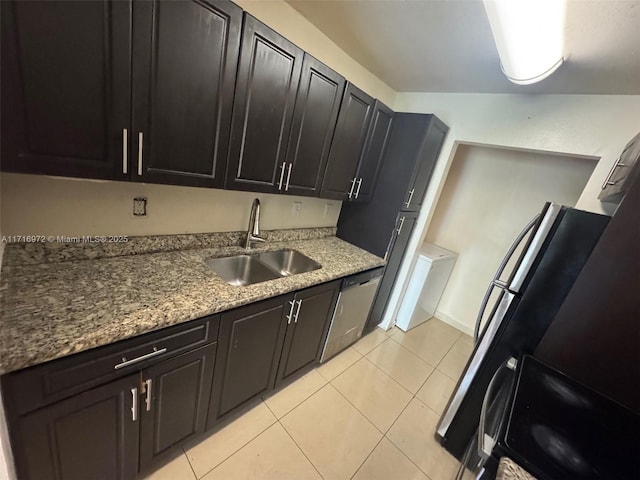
(496, 457, 537, 480)
(0, 230, 384, 374)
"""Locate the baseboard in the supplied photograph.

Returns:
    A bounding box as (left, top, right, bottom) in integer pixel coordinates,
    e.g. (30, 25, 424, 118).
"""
(434, 310, 474, 337)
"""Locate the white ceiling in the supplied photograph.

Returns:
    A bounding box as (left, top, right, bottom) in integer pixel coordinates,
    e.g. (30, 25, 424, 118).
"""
(286, 0, 640, 94)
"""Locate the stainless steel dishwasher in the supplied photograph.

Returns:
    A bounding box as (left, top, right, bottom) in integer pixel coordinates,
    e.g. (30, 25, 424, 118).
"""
(320, 267, 384, 362)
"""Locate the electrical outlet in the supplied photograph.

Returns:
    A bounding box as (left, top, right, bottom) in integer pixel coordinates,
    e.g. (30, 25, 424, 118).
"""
(133, 197, 147, 216)
(292, 201, 302, 217)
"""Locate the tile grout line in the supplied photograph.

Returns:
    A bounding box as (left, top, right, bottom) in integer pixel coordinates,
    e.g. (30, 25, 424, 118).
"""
(177, 322, 462, 480)
(348, 434, 386, 480)
(327, 357, 411, 437)
(185, 402, 278, 480)
(384, 432, 435, 480)
(382, 394, 435, 480)
(276, 411, 327, 480)
(264, 372, 328, 421)
(360, 352, 417, 399)
(181, 448, 200, 480)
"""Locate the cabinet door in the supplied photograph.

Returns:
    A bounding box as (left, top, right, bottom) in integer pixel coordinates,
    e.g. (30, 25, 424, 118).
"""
(0, 0, 131, 181)
(208, 296, 289, 426)
(139, 344, 216, 472)
(352, 100, 395, 203)
(365, 212, 418, 333)
(16, 374, 140, 480)
(132, 0, 241, 188)
(226, 14, 304, 192)
(598, 131, 640, 203)
(320, 83, 375, 200)
(283, 54, 345, 196)
(276, 281, 340, 384)
(404, 117, 448, 211)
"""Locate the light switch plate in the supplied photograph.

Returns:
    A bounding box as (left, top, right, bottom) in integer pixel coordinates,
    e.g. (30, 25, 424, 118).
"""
(292, 201, 302, 216)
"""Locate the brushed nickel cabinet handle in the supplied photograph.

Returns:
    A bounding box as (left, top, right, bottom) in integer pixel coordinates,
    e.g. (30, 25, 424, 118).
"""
(137, 132, 144, 176)
(396, 216, 406, 235)
(347, 178, 356, 199)
(278, 162, 286, 190)
(354, 178, 363, 199)
(286, 300, 296, 324)
(114, 347, 167, 370)
(405, 188, 415, 207)
(122, 128, 128, 174)
(131, 387, 138, 422)
(293, 299, 302, 323)
(285, 163, 293, 191)
(144, 379, 152, 412)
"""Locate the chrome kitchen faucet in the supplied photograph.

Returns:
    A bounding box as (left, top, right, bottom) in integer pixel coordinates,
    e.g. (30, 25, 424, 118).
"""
(244, 198, 266, 249)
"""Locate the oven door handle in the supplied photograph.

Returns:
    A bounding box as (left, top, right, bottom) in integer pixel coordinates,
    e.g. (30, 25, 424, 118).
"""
(478, 357, 518, 460)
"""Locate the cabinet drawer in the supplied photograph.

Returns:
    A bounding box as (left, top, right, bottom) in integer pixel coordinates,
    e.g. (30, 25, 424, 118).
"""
(3, 315, 219, 415)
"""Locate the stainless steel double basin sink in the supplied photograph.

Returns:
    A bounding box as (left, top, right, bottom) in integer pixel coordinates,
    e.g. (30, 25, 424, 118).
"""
(205, 249, 321, 286)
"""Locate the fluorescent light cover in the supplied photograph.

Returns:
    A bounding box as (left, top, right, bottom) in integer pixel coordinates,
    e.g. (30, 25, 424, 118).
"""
(483, 0, 566, 85)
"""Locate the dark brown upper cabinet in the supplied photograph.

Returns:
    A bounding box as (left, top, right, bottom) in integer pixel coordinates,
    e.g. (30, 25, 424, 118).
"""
(403, 115, 449, 212)
(282, 55, 345, 197)
(1, 0, 242, 188)
(1, 0, 132, 181)
(132, 0, 241, 188)
(320, 83, 375, 200)
(350, 100, 395, 203)
(226, 14, 304, 193)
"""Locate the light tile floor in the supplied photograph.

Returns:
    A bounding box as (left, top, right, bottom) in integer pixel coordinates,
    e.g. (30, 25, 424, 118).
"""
(145, 318, 473, 480)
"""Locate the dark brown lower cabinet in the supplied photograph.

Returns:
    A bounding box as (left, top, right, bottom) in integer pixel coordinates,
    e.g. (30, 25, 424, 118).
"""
(208, 295, 289, 426)
(207, 281, 339, 427)
(8, 281, 342, 479)
(139, 344, 216, 472)
(276, 281, 340, 385)
(16, 374, 140, 480)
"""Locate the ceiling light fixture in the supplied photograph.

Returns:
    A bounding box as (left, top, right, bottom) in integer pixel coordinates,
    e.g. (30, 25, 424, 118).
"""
(483, 0, 567, 85)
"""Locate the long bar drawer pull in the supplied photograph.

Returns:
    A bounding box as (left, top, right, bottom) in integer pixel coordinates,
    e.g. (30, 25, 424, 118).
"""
(114, 347, 167, 370)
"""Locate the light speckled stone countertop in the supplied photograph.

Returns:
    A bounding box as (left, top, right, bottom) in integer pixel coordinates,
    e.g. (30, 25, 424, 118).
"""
(496, 457, 537, 480)
(0, 234, 384, 374)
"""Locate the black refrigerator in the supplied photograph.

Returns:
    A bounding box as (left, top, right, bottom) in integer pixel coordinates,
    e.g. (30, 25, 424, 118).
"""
(337, 113, 449, 333)
(437, 202, 610, 459)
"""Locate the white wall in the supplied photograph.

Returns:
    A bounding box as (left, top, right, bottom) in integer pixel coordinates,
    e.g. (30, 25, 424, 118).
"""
(381, 93, 640, 330)
(0, 173, 341, 237)
(425, 144, 595, 334)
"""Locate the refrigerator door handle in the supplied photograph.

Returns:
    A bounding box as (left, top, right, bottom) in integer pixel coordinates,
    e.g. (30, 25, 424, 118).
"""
(478, 357, 518, 460)
(473, 214, 541, 343)
(437, 292, 516, 438)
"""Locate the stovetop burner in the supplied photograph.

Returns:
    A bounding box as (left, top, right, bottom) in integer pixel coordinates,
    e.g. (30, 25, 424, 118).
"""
(530, 424, 591, 475)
